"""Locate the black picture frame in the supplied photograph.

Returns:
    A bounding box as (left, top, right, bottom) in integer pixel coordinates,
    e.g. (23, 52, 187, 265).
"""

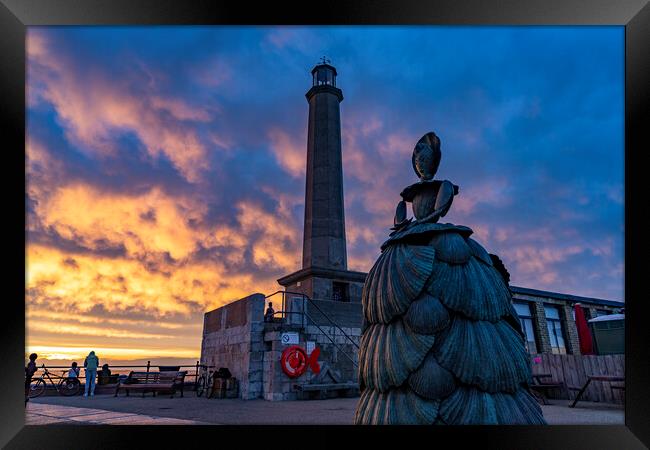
(2, 0, 648, 448)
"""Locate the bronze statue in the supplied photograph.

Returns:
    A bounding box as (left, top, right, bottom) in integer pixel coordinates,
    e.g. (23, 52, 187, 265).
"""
(355, 132, 546, 425)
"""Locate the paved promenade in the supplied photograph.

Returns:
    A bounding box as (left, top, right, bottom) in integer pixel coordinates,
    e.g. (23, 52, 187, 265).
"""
(26, 395, 624, 425)
(26, 402, 207, 425)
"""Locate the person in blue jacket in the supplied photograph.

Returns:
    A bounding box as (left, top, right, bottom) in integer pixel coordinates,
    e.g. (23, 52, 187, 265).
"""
(83, 351, 99, 397)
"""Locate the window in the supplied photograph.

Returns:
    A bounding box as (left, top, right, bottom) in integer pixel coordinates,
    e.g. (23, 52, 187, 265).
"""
(544, 304, 567, 354)
(313, 67, 336, 87)
(595, 309, 611, 317)
(513, 301, 538, 354)
(332, 282, 349, 302)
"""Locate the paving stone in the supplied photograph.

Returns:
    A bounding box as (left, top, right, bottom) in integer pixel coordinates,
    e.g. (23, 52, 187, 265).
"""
(67, 411, 137, 422)
(26, 414, 73, 425)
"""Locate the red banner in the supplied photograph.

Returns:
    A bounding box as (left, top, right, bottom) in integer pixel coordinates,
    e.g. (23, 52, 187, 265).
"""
(574, 303, 594, 355)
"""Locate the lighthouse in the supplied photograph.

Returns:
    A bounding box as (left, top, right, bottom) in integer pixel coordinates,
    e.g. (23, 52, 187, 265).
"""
(303, 59, 347, 270)
(278, 59, 366, 304)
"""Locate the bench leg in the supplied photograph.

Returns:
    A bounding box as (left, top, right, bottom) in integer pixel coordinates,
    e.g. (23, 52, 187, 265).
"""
(570, 379, 592, 408)
(531, 389, 549, 405)
(610, 386, 625, 404)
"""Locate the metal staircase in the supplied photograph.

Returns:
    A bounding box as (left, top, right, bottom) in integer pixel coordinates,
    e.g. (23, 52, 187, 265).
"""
(264, 290, 359, 367)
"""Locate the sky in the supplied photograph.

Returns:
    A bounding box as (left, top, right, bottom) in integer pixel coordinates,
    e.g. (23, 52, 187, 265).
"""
(26, 26, 624, 363)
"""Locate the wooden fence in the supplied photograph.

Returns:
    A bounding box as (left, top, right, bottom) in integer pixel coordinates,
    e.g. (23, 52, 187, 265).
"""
(530, 354, 625, 404)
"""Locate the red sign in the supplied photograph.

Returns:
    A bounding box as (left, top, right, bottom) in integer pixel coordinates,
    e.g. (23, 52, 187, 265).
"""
(574, 304, 594, 355)
(280, 346, 321, 378)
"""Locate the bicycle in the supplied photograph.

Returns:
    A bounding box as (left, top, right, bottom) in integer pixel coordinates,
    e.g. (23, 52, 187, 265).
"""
(195, 365, 214, 398)
(28, 366, 81, 398)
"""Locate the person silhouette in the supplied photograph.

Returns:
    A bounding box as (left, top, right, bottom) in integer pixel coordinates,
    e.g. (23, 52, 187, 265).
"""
(264, 302, 275, 322)
(25, 353, 38, 405)
(68, 362, 80, 378)
(83, 351, 99, 397)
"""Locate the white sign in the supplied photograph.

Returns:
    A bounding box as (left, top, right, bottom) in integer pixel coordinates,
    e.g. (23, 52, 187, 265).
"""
(281, 332, 299, 345)
(306, 341, 316, 355)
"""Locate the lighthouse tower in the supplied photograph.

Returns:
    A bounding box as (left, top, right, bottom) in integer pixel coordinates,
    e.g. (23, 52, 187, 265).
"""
(303, 60, 347, 270)
(278, 59, 366, 305)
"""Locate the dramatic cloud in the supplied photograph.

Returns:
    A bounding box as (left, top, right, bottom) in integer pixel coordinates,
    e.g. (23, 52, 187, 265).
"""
(26, 26, 624, 362)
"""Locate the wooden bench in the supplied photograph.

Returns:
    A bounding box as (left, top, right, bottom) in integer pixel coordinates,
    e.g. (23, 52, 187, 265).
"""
(569, 375, 625, 408)
(530, 374, 566, 405)
(114, 371, 186, 398)
(98, 374, 120, 385)
(611, 385, 625, 403)
(294, 382, 359, 400)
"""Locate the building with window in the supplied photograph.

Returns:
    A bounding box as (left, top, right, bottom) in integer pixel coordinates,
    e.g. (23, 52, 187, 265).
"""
(510, 286, 624, 355)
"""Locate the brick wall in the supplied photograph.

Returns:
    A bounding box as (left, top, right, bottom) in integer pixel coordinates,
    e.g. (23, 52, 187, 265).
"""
(531, 301, 552, 354)
(561, 304, 581, 355)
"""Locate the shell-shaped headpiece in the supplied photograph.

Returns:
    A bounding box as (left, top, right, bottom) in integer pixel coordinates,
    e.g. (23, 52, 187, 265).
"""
(411, 132, 441, 181)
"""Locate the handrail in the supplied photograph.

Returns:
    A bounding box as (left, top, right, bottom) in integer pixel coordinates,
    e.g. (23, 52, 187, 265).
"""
(265, 290, 360, 366)
(302, 311, 358, 367)
(274, 290, 359, 350)
(38, 364, 206, 369)
(31, 361, 209, 389)
(266, 291, 359, 349)
(301, 295, 359, 350)
(266, 290, 306, 329)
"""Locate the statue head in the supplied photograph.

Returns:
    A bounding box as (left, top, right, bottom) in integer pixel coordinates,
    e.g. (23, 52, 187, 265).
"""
(412, 132, 442, 181)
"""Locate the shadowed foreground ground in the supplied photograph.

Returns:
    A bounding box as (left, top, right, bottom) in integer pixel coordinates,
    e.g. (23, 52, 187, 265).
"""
(26, 395, 624, 425)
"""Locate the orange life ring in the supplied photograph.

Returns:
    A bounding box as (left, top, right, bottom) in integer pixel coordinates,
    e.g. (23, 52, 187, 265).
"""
(281, 346, 308, 378)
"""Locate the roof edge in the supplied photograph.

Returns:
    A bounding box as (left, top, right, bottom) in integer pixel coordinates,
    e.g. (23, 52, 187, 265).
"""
(510, 285, 623, 307)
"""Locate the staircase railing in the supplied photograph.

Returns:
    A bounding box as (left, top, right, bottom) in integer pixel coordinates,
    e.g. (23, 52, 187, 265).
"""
(264, 290, 359, 367)
(302, 310, 358, 367)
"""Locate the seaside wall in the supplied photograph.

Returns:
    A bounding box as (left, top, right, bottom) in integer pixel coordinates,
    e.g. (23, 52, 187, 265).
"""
(200, 293, 265, 399)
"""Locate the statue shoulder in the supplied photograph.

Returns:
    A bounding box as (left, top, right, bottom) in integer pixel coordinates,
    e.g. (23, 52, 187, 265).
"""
(439, 179, 459, 195)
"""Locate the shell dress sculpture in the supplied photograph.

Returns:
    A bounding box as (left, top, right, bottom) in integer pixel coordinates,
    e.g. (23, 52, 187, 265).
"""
(354, 132, 546, 425)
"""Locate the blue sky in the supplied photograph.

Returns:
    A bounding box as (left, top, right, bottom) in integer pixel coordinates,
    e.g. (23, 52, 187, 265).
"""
(26, 26, 624, 360)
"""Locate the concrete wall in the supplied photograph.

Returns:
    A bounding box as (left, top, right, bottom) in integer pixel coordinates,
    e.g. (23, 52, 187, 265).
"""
(307, 299, 363, 328)
(200, 293, 265, 399)
(284, 277, 364, 304)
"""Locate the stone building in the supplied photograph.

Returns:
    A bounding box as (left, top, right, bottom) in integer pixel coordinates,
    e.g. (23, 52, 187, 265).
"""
(200, 60, 624, 400)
